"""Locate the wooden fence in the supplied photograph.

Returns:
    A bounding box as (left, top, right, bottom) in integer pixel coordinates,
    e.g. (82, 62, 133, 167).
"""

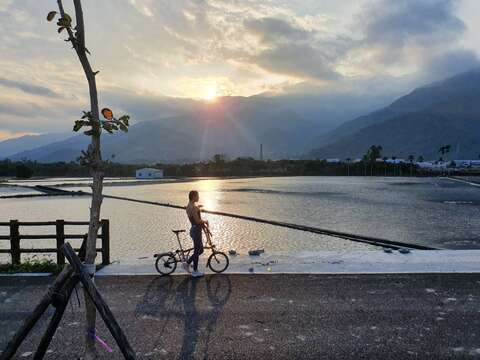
(0, 219, 110, 265)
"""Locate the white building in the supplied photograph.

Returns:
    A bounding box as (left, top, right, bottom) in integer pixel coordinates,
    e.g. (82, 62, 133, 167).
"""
(135, 168, 164, 179)
(416, 161, 446, 170)
(384, 158, 406, 164)
(415, 160, 480, 171)
(453, 160, 480, 169)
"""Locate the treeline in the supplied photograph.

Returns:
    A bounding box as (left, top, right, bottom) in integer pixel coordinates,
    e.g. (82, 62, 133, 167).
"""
(157, 156, 419, 177)
(0, 157, 422, 179)
(0, 159, 139, 179)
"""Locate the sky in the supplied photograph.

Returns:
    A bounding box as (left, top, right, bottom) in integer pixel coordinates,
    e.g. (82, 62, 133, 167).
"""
(0, 0, 479, 140)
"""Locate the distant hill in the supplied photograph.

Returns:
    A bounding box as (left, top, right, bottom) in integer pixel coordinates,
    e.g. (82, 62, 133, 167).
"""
(0, 133, 70, 159)
(6, 93, 389, 163)
(309, 69, 480, 160)
(8, 105, 320, 163)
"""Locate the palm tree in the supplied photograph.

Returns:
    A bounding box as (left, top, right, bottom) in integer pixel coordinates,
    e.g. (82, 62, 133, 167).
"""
(438, 145, 451, 162)
(408, 155, 414, 176)
(365, 145, 383, 176)
(445, 145, 451, 160)
(383, 156, 388, 176)
(362, 154, 368, 176)
(438, 146, 445, 160)
(418, 155, 424, 163)
(438, 145, 451, 175)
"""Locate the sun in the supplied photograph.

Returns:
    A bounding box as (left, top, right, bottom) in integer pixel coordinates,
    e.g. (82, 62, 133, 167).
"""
(203, 86, 218, 102)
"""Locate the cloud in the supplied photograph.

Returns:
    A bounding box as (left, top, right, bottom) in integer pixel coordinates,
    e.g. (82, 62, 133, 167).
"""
(356, 0, 466, 66)
(0, 0, 478, 140)
(0, 77, 59, 98)
(0, 0, 13, 12)
(243, 16, 343, 81)
(420, 49, 480, 81)
(128, 0, 154, 17)
(244, 17, 310, 45)
(364, 0, 464, 45)
(0, 130, 33, 141)
(241, 1, 470, 81)
(252, 43, 340, 80)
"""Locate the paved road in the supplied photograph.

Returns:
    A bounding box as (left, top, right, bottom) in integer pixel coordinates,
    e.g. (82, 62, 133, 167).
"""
(1, 274, 480, 359)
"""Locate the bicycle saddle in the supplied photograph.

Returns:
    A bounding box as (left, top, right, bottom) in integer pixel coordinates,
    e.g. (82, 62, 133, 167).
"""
(171, 229, 186, 234)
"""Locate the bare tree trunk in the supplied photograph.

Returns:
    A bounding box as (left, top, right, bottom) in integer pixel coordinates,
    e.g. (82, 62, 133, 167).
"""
(57, 1, 102, 358)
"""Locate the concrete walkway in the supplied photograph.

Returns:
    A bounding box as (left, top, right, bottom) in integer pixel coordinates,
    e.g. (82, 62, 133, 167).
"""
(96, 250, 480, 276)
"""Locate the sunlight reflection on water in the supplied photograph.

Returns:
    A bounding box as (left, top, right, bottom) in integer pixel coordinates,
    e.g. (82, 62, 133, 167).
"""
(2, 176, 480, 262)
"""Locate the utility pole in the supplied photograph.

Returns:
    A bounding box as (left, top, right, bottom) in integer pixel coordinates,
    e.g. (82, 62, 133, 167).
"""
(260, 144, 264, 161)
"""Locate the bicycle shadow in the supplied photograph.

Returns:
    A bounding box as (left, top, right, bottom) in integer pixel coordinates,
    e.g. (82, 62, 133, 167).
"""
(202, 275, 232, 358)
(134, 274, 232, 359)
(134, 275, 177, 349)
(177, 275, 232, 359)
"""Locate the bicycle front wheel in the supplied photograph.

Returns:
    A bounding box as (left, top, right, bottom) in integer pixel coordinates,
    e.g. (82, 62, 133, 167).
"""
(207, 251, 229, 273)
(155, 253, 177, 276)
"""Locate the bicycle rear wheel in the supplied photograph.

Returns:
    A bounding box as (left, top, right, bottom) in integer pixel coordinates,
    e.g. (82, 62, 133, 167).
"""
(207, 251, 229, 273)
(155, 253, 177, 276)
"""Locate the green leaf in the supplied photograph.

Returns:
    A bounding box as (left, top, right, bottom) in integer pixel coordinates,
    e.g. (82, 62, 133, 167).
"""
(119, 123, 128, 132)
(73, 120, 90, 132)
(119, 115, 130, 126)
(63, 13, 72, 24)
(47, 11, 57, 22)
(57, 17, 71, 27)
(81, 111, 92, 119)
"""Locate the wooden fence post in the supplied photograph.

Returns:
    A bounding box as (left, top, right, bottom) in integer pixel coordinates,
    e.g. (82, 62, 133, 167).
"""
(101, 219, 110, 265)
(55, 220, 65, 266)
(10, 220, 20, 265)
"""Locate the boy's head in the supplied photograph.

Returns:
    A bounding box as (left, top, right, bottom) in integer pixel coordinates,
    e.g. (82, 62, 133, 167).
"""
(189, 190, 199, 202)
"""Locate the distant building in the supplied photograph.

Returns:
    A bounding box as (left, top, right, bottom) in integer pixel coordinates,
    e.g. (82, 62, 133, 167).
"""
(415, 160, 480, 171)
(385, 158, 405, 164)
(453, 160, 480, 169)
(136, 168, 164, 179)
(416, 161, 448, 170)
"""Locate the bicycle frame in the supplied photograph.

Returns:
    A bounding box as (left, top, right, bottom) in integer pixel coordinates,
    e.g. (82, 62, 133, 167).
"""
(173, 226, 216, 263)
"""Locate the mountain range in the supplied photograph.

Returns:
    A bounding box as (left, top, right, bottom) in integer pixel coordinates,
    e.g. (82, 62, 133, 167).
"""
(1, 68, 480, 163)
(0, 133, 70, 159)
(309, 69, 480, 160)
(0, 93, 390, 163)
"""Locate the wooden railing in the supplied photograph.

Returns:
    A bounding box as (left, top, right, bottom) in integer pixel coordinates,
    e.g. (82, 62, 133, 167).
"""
(0, 219, 110, 265)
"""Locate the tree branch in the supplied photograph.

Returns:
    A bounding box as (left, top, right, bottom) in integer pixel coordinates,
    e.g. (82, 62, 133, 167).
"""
(56, 0, 77, 48)
(73, 0, 85, 49)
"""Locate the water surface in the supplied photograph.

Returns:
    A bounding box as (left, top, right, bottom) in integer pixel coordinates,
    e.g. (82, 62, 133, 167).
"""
(1, 177, 479, 261)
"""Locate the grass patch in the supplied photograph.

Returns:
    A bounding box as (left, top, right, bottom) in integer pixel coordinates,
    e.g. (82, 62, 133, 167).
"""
(0, 258, 63, 274)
